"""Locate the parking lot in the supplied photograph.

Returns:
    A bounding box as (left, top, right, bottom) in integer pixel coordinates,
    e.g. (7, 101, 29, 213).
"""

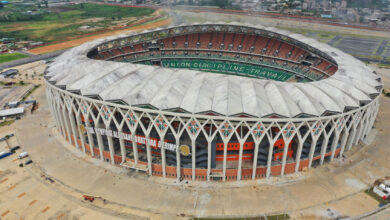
(0, 85, 34, 108)
(332, 37, 384, 56)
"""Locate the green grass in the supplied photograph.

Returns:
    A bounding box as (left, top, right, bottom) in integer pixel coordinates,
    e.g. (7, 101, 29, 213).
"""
(378, 63, 390, 69)
(0, 3, 156, 42)
(365, 188, 390, 205)
(65, 4, 155, 19)
(0, 120, 15, 127)
(0, 53, 29, 64)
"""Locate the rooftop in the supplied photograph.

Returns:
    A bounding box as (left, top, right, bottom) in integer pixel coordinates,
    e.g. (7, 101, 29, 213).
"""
(45, 23, 382, 118)
(0, 107, 24, 117)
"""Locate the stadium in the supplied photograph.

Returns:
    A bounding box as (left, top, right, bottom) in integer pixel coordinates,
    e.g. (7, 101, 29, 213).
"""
(44, 23, 382, 182)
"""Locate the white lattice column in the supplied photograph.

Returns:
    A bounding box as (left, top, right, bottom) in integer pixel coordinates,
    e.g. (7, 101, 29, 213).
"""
(185, 119, 202, 181)
(266, 136, 276, 178)
(124, 112, 138, 164)
(308, 121, 323, 169)
(307, 140, 317, 169)
(119, 133, 126, 163)
(338, 128, 350, 159)
(352, 113, 363, 146)
(361, 112, 371, 140)
(85, 118, 95, 157)
(330, 117, 344, 161)
(280, 139, 292, 176)
(346, 126, 356, 151)
(294, 124, 308, 173)
(191, 138, 196, 181)
(132, 134, 138, 164)
(319, 134, 330, 166)
(222, 139, 228, 181)
(280, 122, 297, 176)
(75, 113, 86, 153)
(355, 114, 367, 144)
(202, 121, 217, 182)
(155, 115, 170, 178)
(251, 141, 260, 179)
(329, 133, 339, 161)
(146, 134, 152, 176)
(294, 140, 304, 173)
(61, 108, 72, 144)
(106, 125, 115, 165)
(251, 123, 268, 179)
(175, 136, 181, 180)
(219, 121, 234, 181)
(160, 137, 166, 178)
(94, 120, 105, 161)
(206, 140, 211, 181)
(68, 111, 80, 149)
(237, 141, 244, 181)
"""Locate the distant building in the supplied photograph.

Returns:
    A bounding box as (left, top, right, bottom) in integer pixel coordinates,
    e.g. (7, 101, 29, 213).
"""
(340, 0, 347, 9)
(6, 101, 19, 108)
(29, 42, 44, 47)
(0, 107, 24, 119)
(0, 69, 18, 78)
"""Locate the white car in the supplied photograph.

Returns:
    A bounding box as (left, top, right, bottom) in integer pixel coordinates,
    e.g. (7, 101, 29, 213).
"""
(18, 152, 28, 159)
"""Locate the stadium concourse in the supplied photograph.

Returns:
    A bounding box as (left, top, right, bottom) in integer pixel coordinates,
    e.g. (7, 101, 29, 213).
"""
(44, 23, 382, 182)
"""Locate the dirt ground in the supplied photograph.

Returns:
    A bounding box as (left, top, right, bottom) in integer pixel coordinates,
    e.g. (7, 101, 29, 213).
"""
(0, 137, 127, 219)
(178, 10, 390, 39)
(3, 61, 47, 82)
(28, 18, 172, 55)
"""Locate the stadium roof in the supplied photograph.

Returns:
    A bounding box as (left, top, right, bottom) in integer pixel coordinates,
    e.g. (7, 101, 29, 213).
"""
(45, 23, 382, 118)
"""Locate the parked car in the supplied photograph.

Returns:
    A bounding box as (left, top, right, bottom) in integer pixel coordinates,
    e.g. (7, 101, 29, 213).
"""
(18, 152, 28, 159)
(10, 146, 20, 153)
(25, 159, 33, 165)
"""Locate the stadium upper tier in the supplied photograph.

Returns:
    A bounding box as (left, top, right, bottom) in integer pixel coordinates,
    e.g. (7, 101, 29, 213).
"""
(45, 23, 382, 118)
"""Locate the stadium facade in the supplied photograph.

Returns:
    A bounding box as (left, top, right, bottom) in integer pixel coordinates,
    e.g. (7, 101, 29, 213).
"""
(45, 23, 382, 181)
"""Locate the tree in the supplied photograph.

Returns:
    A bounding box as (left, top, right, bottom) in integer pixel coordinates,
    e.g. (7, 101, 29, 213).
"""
(0, 2, 4, 9)
(211, 0, 231, 9)
(44, 1, 48, 8)
(20, 81, 24, 85)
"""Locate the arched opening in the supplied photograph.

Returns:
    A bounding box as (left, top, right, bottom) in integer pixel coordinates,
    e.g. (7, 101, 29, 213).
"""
(122, 122, 134, 162)
(165, 126, 177, 167)
(134, 124, 148, 163)
(312, 132, 325, 168)
(108, 114, 121, 164)
(179, 129, 192, 180)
